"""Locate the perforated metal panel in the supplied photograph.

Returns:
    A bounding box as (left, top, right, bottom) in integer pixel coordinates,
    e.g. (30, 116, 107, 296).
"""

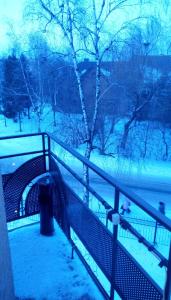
(65, 186, 163, 300)
(49, 156, 70, 236)
(2, 174, 12, 187)
(3, 155, 46, 221)
(66, 186, 113, 280)
(25, 183, 40, 216)
(25, 175, 52, 216)
(115, 243, 163, 299)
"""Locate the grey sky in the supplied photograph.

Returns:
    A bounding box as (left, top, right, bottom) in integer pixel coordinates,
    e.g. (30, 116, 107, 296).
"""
(0, 0, 171, 55)
(0, 0, 26, 52)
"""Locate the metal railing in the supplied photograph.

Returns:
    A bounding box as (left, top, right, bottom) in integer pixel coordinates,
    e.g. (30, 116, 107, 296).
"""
(0, 132, 171, 300)
(47, 132, 171, 300)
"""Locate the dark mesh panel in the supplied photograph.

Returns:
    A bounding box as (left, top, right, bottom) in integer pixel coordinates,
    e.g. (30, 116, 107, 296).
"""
(4, 155, 46, 221)
(49, 155, 70, 237)
(66, 187, 163, 300)
(66, 186, 113, 280)
(25, 176, 50, 216)
(2, 174, 12, 187)
(115, 243, 163, 300)
(25, 183, 40, 215)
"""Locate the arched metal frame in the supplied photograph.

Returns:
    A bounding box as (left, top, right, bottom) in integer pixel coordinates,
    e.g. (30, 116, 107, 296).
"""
(2, 155, 46, 221)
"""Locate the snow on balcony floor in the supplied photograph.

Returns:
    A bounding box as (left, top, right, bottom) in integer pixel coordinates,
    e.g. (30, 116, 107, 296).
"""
(9, 222, 104, 300)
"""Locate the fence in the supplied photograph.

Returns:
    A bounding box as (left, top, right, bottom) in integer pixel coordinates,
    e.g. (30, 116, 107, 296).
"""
(95, 211, 171, 246)
(0, 132, 171, 300)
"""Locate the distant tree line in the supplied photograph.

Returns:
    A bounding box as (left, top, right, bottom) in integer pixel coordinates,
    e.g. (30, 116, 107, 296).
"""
(1, 51, 171, 140)
(1, 54, 32, 127)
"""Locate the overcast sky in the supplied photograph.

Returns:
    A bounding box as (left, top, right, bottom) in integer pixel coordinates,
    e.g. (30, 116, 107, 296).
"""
(0, 0, 171, 55)
(0, 0, 26, 53)
(0, 0, 24, 21)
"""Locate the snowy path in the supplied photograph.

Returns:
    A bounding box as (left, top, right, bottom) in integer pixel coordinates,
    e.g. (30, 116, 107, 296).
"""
(9, 223, 104, 300)
(60, 171, 171, 219)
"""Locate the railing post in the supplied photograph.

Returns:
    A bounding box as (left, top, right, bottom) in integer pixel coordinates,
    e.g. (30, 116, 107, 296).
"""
(153, 221, 158, 245)
(47, 135, 51, 157)
(42, 133, 46, 171)
(47, 135, 51, 171)
(163, 241, 171, 300)
(39, 180, 54, 236)
(110, 188, 120, 300)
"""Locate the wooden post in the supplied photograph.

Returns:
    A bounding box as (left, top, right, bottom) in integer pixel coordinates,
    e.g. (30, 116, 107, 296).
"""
(0, 174, 15, 300)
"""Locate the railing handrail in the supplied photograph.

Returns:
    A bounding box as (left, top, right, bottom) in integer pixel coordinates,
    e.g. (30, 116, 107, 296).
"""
(0, 150, 44, 160)
(0, 132, 46, 160)
(47, 132, 171, 232)
(0, 132, 44, 140)
(0, 132, 171, 231)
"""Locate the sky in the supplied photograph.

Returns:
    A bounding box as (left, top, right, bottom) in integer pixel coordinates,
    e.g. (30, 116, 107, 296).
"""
(0, 0, 171, 55)
(0, 0, 26, 53)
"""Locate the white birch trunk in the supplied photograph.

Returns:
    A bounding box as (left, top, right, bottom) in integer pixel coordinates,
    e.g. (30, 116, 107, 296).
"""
(66, 0, 91, 204)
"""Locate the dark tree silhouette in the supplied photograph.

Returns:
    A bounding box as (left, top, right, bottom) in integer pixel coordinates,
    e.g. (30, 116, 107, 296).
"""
(2, 54, 33, 131)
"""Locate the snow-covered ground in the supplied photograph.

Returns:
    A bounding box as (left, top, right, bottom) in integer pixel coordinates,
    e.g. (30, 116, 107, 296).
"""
(1, 109, 171, 194)
(9, 222, 104, 300)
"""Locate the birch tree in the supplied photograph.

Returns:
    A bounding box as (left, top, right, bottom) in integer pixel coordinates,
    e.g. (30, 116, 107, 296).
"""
(28, 33, 53, 132)
(28, 0, 150, 203)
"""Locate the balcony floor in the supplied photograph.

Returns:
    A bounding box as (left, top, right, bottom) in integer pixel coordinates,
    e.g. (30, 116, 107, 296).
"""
(9, 222, 103, 300)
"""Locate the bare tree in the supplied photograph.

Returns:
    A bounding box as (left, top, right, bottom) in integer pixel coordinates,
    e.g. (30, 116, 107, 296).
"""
(27, 0, 151, 203)
(118, 24, 162, 154)
(27, 33, 53, 132)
